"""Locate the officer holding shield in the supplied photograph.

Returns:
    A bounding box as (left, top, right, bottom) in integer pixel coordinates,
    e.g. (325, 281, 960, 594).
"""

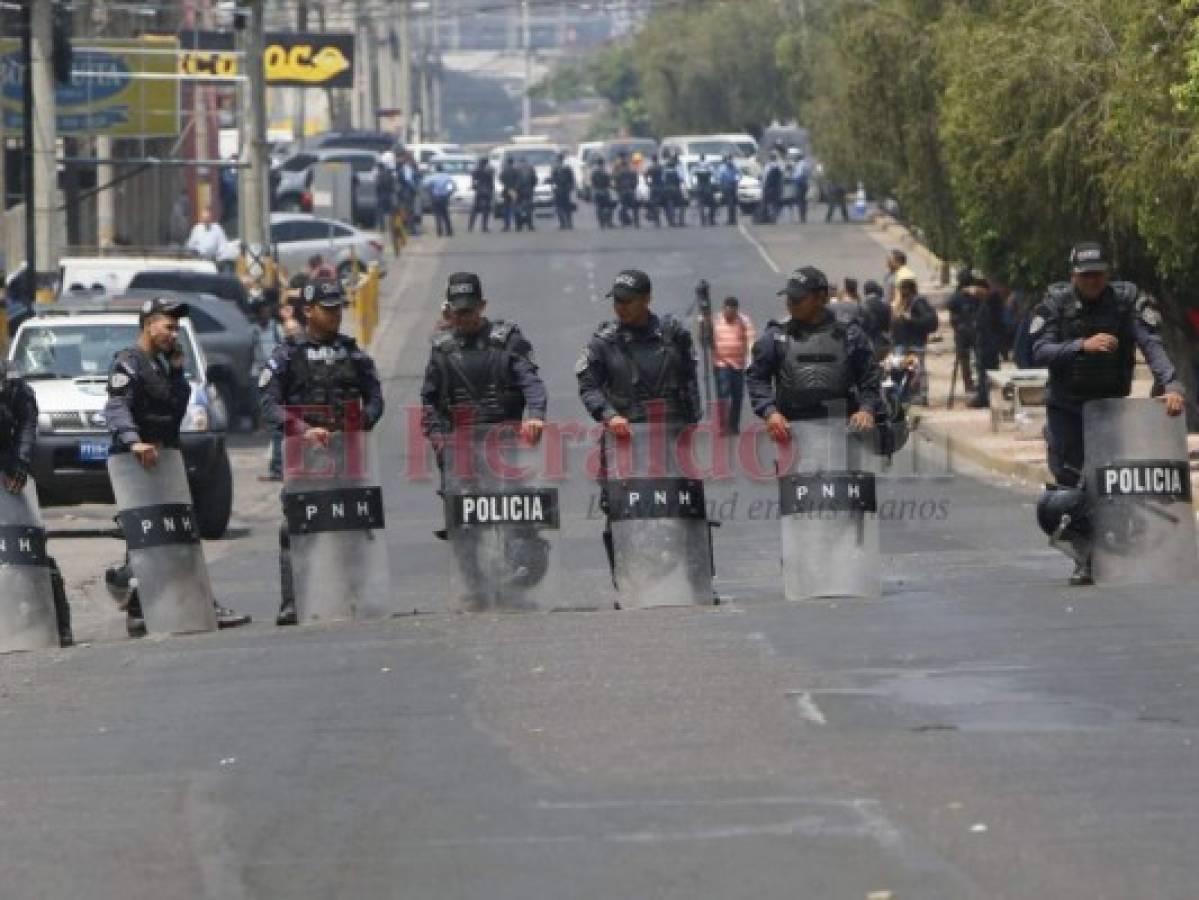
(260, 279, 385, 625)
(746, 266, 883, 439)
(1032, 243, 1185, 585)
(576, 269, 703, 584)
(0, 361, 73, 647)
(421, 273, 550, 609)
(105, 298, 250, 636)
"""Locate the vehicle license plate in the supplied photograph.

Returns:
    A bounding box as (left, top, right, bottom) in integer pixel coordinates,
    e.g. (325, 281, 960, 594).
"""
(79, 440, 110, 462)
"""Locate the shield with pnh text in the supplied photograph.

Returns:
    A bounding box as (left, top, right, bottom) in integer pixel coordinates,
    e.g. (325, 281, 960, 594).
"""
(442, 426, 568, 612)
(776, 416, 880, 601)
(603, 423, 714, 609)
(282, 430, 392, 623)
(108, 448, 217, 634)
(1084, 398, 1199, 585)
(0, 480, 60, 652)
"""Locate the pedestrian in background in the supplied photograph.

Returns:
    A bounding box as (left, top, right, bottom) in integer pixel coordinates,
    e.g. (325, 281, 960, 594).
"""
(762, 153, 784, 224)
(860, 279, 892, 357)
(969, 275, 1006, 409)
(514, 158, 537, 232)
(551, 152, 576, 230)
(890, 277, 938, 404)
(823, 179, 850, 223)
(946, 269, 981, 394)
(250, 296, 285, 481)
(883, 249, 917, 310)
(426, 163, 456, 238)
(710, 296, 755, 434)
(376, 152, 398, 251)
(186, 207, 227, 261)
(791, 150, 811, 223)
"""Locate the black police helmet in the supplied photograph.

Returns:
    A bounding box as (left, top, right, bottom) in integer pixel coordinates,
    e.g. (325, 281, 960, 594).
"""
(1036, 485, 1091, 540)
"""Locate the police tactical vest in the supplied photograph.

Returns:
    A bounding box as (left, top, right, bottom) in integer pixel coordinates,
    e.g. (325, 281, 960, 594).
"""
(432, 321, 527, 426)
(0, 365, 16, 454)
(776, 318, 851, 418)
(287, 338, 365, 429)
(597, 316, 689, 424)
(118, 349, 181, 444)
(1054, 282, 1135, 399)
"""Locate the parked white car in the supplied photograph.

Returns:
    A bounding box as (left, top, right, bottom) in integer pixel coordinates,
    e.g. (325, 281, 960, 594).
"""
(57, 256, 218, 299)
(488, 142, 564, 210)
(219, 213, 384, 281)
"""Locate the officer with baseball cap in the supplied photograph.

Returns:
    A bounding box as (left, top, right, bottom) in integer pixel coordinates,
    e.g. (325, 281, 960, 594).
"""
(421, 272, 547, 448)
(577, 269, 704, 589)
(746, 266, 883, 442)
(105, 296, 251, 635)
(1031, 242, 1185, 584)
(261, 278, 385, 625)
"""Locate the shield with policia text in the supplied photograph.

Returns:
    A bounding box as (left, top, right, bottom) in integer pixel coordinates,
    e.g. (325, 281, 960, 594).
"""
(604, 423, 714, 609)
(776, 414, 880, 601)
(1083, 398, 1199, 585)
(442, 425, 567, 612)
(0, 481, 60, 652)
(282, 426, 391, 623)
(108, 448, 217, 634)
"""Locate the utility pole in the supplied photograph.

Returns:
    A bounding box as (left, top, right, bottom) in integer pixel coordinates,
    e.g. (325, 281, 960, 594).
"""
(24, 0, 57, 299)
(398, 1, 411, 143)
(294, 0, 308, 144)
(241, 0, 269, 253)
(521, 0, 531, 136)
(429, 0, 440, 139)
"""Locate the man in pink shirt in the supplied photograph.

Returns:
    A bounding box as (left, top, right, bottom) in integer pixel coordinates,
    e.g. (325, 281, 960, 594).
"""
(711, 296, 756, 434)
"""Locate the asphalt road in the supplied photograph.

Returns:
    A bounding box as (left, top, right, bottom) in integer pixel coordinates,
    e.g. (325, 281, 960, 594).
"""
(8, 210, 1199, 900)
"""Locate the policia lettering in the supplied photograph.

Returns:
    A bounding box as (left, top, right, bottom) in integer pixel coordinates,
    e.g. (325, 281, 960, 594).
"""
(451, 490, 559, 528)
(1096, 461, 1190, 501)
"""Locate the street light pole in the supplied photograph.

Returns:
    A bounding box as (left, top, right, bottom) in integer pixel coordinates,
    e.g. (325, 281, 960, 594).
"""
(521, 0, 531, 136)
(241, 0, 269, 254)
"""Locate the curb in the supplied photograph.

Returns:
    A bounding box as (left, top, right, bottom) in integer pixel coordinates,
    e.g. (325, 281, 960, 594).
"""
(917, 415, 1051, 487)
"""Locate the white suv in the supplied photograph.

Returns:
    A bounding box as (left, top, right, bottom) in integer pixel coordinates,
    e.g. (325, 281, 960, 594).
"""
(8, 311, 234, 538)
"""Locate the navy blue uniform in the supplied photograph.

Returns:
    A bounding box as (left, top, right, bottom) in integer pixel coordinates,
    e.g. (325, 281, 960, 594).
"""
(104, 348, 191, 452)
(1, 363, 72, 644)
(420, 319, 546, 440)
(1031, 281, 1182, 486)
(0, 363, 37, 479)
(576, 313, 701, 426)
(260, 333, 384, 435)
(746, 311, 883, 421)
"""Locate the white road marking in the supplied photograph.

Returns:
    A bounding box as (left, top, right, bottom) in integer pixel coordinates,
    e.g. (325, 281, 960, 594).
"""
(791, 691, 828, 726)
(737, 221, 782, 274)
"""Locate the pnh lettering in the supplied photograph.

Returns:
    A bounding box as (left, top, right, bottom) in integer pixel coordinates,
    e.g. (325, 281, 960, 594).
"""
(306, 499, 374, 521)
(791, 481, 864, 503)
(142, 513, 193, 535)
(625, 487, 694, 509)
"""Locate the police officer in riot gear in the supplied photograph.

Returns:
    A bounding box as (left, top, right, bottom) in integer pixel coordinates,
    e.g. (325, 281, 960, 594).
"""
(644, 154, 665, 227)
(746, 266, 883, 442)
(0, 361, 73, 647)
(1031, 242, 1185, 585)
(692, 155, 717, 227)
(613, 152, 640, 228)
(590, 159, 615, 229)
(105, 297, 250, 635)
(550, 152, 576, 230)
(261, 279, 385, 625)
(421, 272, 547, 447)
(576, 270, 702, 579)
(421, 273, 548, 598)
(662, 152, 685, 227)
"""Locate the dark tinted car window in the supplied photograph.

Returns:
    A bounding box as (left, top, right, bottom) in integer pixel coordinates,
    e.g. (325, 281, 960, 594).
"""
(186, 307, 224, 334)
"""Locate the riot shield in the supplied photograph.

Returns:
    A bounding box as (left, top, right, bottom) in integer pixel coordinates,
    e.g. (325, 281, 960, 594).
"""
(0, 481, 60, 652)
(605, 423, 714, 609)
(442, 425, 566, 612)
(108, 449, 217, 635)
(282, 431, 392, 622)
(1084, 398, 1199, 585)
(776, 416, 881, 601)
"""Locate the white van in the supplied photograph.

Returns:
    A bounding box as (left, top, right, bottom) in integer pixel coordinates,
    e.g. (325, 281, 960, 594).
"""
(488, 142, 564, 210)
(57, 256, 218, 299)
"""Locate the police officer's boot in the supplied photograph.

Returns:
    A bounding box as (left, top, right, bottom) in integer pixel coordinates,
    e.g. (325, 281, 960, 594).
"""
(49, 560, 74, 648)
(214, 603, 252, 628)
(276, 525, 298, 626)
(1069, 556, 1094, 586)
(126, 589, 147, 639)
